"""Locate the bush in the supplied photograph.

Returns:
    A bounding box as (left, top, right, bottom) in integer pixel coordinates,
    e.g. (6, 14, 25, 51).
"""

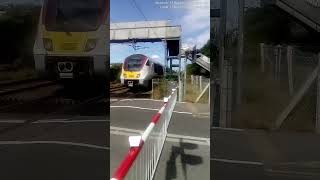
(110, 64, 122, 82)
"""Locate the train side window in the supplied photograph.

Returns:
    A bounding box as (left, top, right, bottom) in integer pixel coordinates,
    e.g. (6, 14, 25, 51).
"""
(159, 67, 164, 75)
(146, 60, 150, 66)
(154, 64, 158, 73)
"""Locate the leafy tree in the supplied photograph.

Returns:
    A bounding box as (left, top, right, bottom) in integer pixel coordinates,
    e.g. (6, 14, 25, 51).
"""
(110, 63, 122, 82)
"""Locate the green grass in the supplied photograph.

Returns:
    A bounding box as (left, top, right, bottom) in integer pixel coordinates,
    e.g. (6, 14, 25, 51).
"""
(184, 78, 209, 103)
(152, 79, 168, 100)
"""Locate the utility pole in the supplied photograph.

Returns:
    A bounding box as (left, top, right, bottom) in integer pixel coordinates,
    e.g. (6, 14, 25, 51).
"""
(184, 57, 187, 97)
(219, 0, 227, 127)
(236, 0, 244, 106)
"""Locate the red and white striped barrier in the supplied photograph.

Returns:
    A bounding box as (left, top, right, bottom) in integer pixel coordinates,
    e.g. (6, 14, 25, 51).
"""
(111, 88, 177, 180)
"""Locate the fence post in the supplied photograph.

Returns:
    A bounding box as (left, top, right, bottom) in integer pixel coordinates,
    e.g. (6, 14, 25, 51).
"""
(200, 76, 203, 91)
(196, 75, 199, 89)
(287, 46, 294, 95)
(260, 43, 265, 72)
(316, 53, 320, 133)
(208, 81, 210, 104)
(191, 75, 194, 85)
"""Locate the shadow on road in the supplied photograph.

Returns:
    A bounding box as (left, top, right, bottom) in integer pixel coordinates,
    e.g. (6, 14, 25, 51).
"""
(165, 139, 203, 180)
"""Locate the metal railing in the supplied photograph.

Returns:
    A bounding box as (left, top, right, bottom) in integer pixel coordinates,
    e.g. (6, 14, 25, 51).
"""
(111, 88, 177, 180)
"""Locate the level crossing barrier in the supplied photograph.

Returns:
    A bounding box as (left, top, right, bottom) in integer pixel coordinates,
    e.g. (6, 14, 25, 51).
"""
(111, 88, 178, 180)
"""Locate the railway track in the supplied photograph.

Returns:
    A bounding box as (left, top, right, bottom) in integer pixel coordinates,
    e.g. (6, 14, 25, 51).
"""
(0, 79, 108, 111)
(110, 82, 152, 102)
(0, 81, 106, 135)
(0, 79, 57, 95)
(0, 79, 61, 106)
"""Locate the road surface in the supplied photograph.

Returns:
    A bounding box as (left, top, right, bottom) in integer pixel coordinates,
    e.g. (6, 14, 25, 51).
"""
(212, 128, 320, 179)
(110, 98, 210, 180)
(0, 97, 108, 180)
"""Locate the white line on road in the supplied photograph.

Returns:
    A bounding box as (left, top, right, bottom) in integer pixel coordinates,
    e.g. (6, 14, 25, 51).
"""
(34, 120, 107, 123)
(211, 127, 244, 131)
(119, 98, 163, 102)
(110, 126, 210, 146)
(0, 120, 25, 123)
(0, 119, 107, 124)
(212, 158, 264, 165)
(111, 98, 187, 103)
(0, 141, 109, 150)
(265, 169, 320, 177)
(110, 105, 193, 115)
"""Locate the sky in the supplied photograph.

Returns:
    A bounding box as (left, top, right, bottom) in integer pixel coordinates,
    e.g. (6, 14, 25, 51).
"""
(110, 0, 210, 64)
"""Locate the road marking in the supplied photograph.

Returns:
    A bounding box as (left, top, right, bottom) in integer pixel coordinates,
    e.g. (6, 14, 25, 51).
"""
(265, 169, 320, 177)
(211, 127, 244, 131)
(111, 98, 187, 103)
(0, 119, 107, 124)
(110, 105, 193, 115)
(34, 120, 107, 123)
(0, 141, 109, 150)
(0, 120, 25, 123)
(119, 98, 164, 102)
(110, 126, 210, 146)
(212, 158, 263, 165)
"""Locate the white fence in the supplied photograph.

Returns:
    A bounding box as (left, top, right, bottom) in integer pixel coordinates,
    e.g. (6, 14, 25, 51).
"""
(111, 88, 177, 180)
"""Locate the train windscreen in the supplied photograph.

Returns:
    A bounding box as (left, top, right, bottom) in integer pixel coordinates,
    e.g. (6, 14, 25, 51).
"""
(123, 54, 147, 71)
(43, 0, 106, 32)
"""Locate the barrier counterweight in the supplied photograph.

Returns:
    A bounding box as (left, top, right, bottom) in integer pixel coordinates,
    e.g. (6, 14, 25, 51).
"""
(111, 88, 177, 180)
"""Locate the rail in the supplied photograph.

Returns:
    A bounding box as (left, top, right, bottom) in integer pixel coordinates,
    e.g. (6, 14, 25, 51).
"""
(111, 88, 177, 180)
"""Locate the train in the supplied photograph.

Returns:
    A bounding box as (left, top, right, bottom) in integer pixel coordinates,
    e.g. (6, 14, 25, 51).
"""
(33, 0, 109, 84)
(120, 54, 165, 88)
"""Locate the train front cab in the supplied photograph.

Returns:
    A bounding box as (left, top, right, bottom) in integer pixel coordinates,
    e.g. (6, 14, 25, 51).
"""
(120, 54, 164, 89)
(33, 0, 109, 84)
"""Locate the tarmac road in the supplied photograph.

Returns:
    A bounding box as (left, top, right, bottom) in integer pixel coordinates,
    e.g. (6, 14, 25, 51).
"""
(0, 97, 109, 180)
(212, 128, 320, 180)
(110, 98, 210, 180)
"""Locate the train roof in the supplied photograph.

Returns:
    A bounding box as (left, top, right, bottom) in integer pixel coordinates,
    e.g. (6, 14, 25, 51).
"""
(125, 54, 164, 66)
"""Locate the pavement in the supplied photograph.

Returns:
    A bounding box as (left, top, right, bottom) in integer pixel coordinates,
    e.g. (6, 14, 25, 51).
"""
(0, 98, 109, 180)
(110, 98, 210, 180)
(212, 128, 320, 180)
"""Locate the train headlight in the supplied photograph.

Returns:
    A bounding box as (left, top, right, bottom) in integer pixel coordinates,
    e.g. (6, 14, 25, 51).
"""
(136, 74, 140, 78)
(43, 38, 53, 51)
(85, 39, 97, 51)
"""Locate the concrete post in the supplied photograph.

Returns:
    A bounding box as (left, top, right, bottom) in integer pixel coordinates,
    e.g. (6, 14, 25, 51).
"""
(218, 0, 227, 127)
(178, 39, 183, 102)
(236, 0, 244, 106)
